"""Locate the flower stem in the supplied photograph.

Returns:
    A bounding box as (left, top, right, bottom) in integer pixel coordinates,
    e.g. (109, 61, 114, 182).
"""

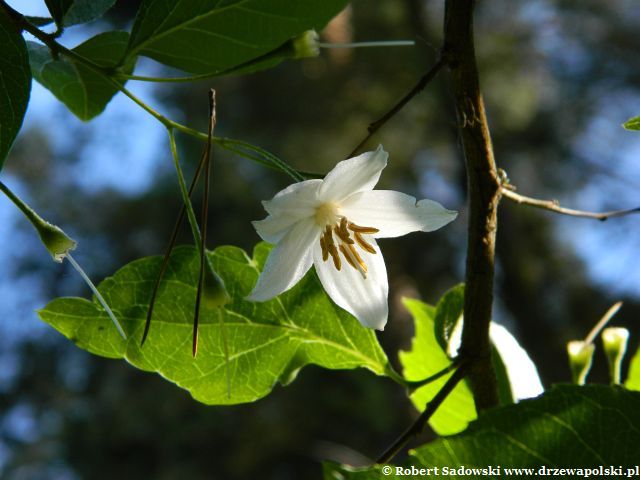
(0, 180, 77, 262)
(319, 40, 415, 48)
(118, 36, 294, 83)
(0, 179, 38, 224)
(65, 253, 127, 340)
(168, 129, 202, 248)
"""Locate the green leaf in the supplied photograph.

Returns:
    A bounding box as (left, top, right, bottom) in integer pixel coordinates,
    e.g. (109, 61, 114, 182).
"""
(625, 345, 640, 390)
(433, 283, 464, 352)
(0, 8, 31, 171)
(400, 293, 543, 435)
(27, 31, 135, 121)
(44, 0, 117, 27)
(399, 298, 476, 435)
(623, 116, 640, 131)
(325, 385, 640, 478)
(126, 0, 347, 74)
(38, 243, 391, 405)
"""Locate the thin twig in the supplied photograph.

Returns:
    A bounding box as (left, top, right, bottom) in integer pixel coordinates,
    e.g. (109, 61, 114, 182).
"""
(404, 358, 461, 391)
(347, 55, 447, 158)
(501, 188, 640, 221)
(140, 144, 208, 346)
(192, 90, 216, 357)
(584, 301, 623, 346)
(376, 362, 468, 464)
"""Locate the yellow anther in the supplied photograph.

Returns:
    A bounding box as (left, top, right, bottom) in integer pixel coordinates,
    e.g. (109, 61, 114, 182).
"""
(324, 226, 335, 246)
(334, 225, 354, 244)
(347, 243, 367, 273)
(354, 232, 376, 254)
(348, 222, 379, 234)
(328, 244, 341, 270)
(339, 244, 358, 270)
(317, 216, 377, 277)
(320, 234, 328, 261)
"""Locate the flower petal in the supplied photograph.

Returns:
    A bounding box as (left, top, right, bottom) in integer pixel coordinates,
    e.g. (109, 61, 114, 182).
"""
(247, 219, 320, 301)
(313, 238, 388, 330)
(252, 214, 301, 244)
(341, 190, 458, 238)
(318, 145, 388, 203)
(262, 179, 322, 216)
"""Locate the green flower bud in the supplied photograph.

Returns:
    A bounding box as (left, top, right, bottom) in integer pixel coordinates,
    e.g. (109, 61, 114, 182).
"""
(0, 181, 124, 338)
(601, 327, 629, 384)
(36, 220, 77, 262)
(567, 340, 595, 385)
(0, 180, 76, 262)
(290, 30, 320, 59)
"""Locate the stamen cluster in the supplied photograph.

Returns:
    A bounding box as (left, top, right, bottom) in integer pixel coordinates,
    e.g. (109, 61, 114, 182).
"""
(319, 217, 378, 278)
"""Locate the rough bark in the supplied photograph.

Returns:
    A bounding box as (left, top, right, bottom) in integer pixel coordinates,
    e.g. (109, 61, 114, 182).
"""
(443, 0, 500, 410)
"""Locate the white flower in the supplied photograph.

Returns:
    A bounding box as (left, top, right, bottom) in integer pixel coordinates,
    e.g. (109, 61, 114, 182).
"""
(247, 145, 458, 330)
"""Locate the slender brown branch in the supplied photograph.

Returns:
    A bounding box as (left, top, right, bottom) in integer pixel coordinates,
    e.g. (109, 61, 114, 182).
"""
(141, 146, 208, 346)
(501, 188, 640, 221)
(347, 55, 447, 158)
(376, 362, 468, 464)
(193, 89, 217, 357)
(444, 0, 500, 411)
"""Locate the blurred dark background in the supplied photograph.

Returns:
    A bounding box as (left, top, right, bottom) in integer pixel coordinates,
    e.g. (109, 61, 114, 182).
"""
(1, 0, 640, 478)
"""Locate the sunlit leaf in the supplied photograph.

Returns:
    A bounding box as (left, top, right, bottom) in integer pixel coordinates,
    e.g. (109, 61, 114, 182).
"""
(400, 292, 543, 435)
(125, 0, 347, 74)
(324, 386, 640, 478)
(44, 0, 117, 27)
(0, 7, 31, 171)
(38, 244, 391, 405)
(27, 31, 135, 121)
(399, 298, 476, 435)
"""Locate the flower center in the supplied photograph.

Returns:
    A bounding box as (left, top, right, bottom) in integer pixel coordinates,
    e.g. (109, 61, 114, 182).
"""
(314, 202, 340, 226)
(318, 216, 379, 279)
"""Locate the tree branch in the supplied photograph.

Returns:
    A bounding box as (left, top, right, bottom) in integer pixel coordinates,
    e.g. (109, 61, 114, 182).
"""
(443, 0, 500, 411)
(376, 362, 468, 464)
(347, 55, 447, 157)
(501, 188, 640, 221)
